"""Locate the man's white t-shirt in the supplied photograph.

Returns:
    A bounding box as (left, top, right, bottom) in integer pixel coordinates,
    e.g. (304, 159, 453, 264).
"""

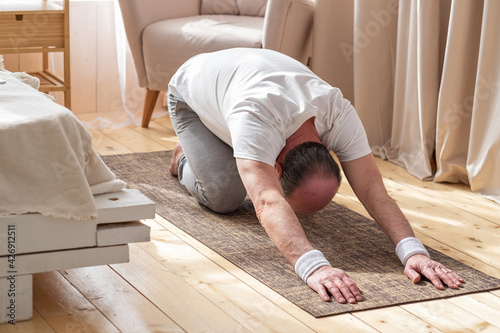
(168, 48, 371, 166)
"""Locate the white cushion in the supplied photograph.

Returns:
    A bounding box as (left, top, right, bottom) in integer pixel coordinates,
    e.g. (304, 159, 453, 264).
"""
(142, 15, 264, 90)
(201, 0, 239, 15)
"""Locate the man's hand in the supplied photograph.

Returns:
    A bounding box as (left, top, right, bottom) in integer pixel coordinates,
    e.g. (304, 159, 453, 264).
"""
(404, 254, 464, 289)
(307, 266, 363, 303)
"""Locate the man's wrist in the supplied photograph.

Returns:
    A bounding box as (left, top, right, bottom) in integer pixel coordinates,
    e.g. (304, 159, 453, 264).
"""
(294, 249, 331, 283)
(395, 237, 430, 265)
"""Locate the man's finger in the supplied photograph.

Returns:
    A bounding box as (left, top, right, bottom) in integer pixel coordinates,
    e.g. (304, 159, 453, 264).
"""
(404, 267, 421, 284)
(343, 276, 363, 302)
(420, 264, 445, 289)
(327, 278, 360, 304)
(307, 266, 362, 303)
(315, 284, 332, 302)
(327, 284, 346, 304)
(434, 266, 463, 289)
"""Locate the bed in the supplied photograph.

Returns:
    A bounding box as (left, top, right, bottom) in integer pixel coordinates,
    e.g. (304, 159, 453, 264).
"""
(0, 68, 155, 324)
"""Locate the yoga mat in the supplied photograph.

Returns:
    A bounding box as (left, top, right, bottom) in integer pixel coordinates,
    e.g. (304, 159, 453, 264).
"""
(103, 151, 500, 317)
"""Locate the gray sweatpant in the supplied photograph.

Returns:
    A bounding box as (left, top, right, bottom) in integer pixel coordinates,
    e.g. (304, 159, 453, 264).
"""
(168, 93, 247, 213)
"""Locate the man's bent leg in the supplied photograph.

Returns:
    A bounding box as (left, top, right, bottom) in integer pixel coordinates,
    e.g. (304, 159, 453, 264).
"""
(168, 94, 246, 213)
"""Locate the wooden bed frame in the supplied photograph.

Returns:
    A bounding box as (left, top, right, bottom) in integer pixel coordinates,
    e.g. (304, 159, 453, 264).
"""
(0, 189, 155, 324)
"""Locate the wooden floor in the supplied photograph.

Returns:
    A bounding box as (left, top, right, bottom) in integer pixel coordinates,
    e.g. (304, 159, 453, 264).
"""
(2, 113, 500, 333)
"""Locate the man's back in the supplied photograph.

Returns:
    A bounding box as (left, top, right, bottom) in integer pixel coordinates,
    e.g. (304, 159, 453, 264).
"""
(168, 48, 370, 165)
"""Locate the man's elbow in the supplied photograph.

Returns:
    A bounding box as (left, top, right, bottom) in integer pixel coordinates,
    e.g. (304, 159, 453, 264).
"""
(253, 195, 283, 222)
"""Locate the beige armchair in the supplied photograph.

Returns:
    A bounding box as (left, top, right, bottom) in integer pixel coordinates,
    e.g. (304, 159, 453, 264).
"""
(118, 0, 315, 127)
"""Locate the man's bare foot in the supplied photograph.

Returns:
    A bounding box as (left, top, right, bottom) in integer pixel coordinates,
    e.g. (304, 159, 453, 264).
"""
(169, 142, 184, 176)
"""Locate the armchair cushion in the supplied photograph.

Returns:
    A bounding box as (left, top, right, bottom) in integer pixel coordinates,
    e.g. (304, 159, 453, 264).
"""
(201, 0, 239, 15)
(237, 0, 268, 17)
(201, 0, 268, 16)
(142, 15, 264, 90)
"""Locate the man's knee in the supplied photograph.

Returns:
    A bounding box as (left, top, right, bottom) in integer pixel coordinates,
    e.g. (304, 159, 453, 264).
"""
(175, 161, 246, 213)
(205, 188, 247, 214)
(199, 164, 246, 213)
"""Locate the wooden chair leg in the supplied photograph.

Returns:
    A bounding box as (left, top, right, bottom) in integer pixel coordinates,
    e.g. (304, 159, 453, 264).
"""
(142, 89, 160, 128)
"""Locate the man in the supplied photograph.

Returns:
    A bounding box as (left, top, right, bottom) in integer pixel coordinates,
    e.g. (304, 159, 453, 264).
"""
(167, 48, 463, 304)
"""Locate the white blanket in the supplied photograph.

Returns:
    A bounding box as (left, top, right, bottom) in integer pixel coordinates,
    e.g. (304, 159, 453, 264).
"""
(0, 70, 126, 220)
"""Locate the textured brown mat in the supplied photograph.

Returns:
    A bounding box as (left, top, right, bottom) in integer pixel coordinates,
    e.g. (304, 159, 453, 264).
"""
(103, 151, 500, 317)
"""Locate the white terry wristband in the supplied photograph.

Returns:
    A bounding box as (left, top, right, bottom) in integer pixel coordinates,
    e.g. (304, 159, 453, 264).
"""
(294, 249, 331, 283)
(396, 237, 430, 266)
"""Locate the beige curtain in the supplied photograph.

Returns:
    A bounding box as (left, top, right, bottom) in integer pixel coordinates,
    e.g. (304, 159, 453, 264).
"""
(313, 0, 500, 204)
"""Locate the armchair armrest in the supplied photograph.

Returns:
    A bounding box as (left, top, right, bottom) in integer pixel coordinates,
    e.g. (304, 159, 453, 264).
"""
(118, 0, 200, 86)
(262, 0, 315, 66)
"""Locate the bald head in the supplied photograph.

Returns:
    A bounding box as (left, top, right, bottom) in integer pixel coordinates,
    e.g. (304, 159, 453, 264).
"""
(286, 173, 339, 214)
(278, 142, 342, 214)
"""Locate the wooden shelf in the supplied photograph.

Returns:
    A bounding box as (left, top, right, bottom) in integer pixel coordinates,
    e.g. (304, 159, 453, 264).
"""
(0, 0, 70, 108)
(0, 0, 64, 12)
(30, 70, 64, 92)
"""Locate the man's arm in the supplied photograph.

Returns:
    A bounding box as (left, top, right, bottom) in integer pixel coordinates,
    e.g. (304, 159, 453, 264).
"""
(340, 153, 463, 289)
(236, 158, 363, 303)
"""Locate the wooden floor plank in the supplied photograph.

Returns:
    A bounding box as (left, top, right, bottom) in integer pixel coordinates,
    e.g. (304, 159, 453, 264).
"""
(32, 271, 120, 333)
(0, 310, 54, 333)
(402, 299, 499, 332)
(138, 218, 315, 333)
(447, 293, 500, 328)
(314, 315, 380, 333)
(111, 243, 253, 333)
(87, 129, 133, 156)
(101, 126, 166, 153)
(375, 158, 500, 226)
(61, 265, 185, 333)
(133, 120, 178, 150)
(353, 307, 443, 333)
